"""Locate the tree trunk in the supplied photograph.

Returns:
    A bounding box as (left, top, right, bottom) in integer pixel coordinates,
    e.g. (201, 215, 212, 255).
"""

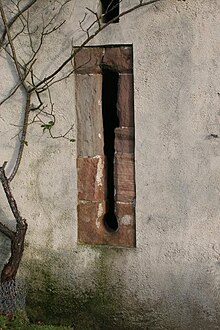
(1, 222, 27, 283)
(0, 163, 28, 284)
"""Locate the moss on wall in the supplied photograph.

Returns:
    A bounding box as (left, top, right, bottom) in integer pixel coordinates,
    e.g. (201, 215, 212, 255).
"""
(25, 247, 119, 328)
(23, 246, 161, 330)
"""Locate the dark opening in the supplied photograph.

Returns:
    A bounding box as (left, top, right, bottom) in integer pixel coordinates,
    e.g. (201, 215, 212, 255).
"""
(101, 0, 119, 23)
(102, 69, 119, 232)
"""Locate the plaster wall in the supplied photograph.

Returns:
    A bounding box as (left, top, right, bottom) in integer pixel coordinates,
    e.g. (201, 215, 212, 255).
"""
(1, 0, 220, 328)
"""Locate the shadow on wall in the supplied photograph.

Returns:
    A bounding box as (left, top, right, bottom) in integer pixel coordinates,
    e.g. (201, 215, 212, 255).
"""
(0, 207, 13, 274)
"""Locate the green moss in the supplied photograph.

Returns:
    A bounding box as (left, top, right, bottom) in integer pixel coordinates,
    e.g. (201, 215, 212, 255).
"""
(23, 247, 126, 329)
(23, 246, 159, 329)
(0, 313, 70, 329)
(26, 267, 121, 328)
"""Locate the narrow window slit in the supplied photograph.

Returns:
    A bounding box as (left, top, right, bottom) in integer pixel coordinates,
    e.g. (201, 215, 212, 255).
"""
(102, 69, 119, 232)
(101, 0, 120, 23)
(76, 46, 135, 247)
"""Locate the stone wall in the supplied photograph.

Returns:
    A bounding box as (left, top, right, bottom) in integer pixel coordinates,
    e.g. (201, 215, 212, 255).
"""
(1, 0, 220, 329)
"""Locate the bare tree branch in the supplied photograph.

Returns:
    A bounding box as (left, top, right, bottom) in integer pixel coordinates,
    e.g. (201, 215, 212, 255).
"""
(31, 0, 161, 91)
(0, 0, 162, 286)
(0, 0, 38, 47)
(0, 222, 15, 241)
(9, 91, 31, 182)
(0, 0, 27, 88)
(0, 59, 36, 106)
(0, 163, 27, 283)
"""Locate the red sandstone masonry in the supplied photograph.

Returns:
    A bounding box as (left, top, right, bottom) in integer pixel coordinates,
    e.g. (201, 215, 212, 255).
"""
(75, 74, 104, 157)
(115, 202, 136, 246)
(115, 127, 134, 154)
(74, 47, 133, 74)
(78, 200, 135, 247)
(114, 153, 135, 203)
(102, 47, 133, 73)
(76, 46, 135, 247)
(115, 202, 134, 221)
(77, 156, 106, 201)
(74, 47, 103, 74)
(78, 201, 106, 244)
(117, 73, 134, 127)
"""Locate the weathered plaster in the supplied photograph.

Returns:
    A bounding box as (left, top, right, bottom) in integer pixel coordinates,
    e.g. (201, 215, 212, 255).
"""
(1, 0, 220, 328)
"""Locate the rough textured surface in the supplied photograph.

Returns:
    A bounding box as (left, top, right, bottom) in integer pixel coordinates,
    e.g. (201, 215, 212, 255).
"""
(115, 153, 135, 203)
(1, 0, 220, 329)
(75, 74, 104, 157)
(115, 127, 134, 153)
(76, 44, 135, 248)
(78, 200, 135, 247)
(74, 48, 103, 74)
(117, 74, 134, 127)
(102, 47, 133, 73)
(77, 156, 105, 201)
(74, 46, 133, 74)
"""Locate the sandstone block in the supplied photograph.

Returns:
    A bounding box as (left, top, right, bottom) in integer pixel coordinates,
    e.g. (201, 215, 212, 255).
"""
(78, 201, 106, 244)
(75, 74, 104, 157)
(115, 202, 136, 247)
(114, 153, 135, 203)
(102, 47, 133, 73)
(117, 73, 134, 127)
(77, 156, 106, 201)
(74, 47, 103, 74)
(78, 201, 135, 247)
(115, 127, 134, 154)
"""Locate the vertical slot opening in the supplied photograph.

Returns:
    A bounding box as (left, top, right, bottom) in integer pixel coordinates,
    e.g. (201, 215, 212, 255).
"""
(102, 69, 119, 232)
(101, 0, 120, 23)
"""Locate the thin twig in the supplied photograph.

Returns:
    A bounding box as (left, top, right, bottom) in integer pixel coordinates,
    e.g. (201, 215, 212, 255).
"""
(0, 0, 28, 91)
(9, 92, 31, 182)
(0, 0, 38, 47)
(0, 222, 15, 240)
(0, 59, 36, 106)
(31, 0, 161, 91)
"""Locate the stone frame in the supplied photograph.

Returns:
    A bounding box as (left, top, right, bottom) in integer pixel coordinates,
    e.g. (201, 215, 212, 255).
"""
(75, 45, 136, 247)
